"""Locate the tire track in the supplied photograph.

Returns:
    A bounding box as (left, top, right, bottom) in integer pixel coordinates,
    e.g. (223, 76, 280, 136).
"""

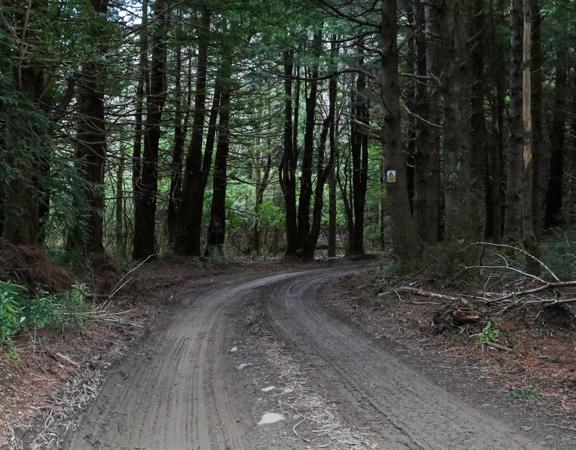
(264, 270, 542, 450)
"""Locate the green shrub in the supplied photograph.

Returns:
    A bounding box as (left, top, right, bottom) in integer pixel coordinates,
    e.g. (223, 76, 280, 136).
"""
(472, 321, 501, 346)
(0, 281, 92, 351)
(0, 281, 26, 345)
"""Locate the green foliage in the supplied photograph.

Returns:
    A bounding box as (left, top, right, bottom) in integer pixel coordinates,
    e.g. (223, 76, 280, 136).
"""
(258, 201, 284, 229)
(0, 282, 26, 346)
(509, 388, 541, 401)
(0, 282, 92, 352)
(472, 321, 501, 346)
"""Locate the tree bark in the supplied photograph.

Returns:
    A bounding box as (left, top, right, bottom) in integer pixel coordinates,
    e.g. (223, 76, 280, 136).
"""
(279, 50, 298, 257)
(68, 0, 108, 254)
(420, 0, 442, 243)
(545, 52, 568, 227)
(470, 0, 488, 236)
(174, 7, 212, 256)
(348, 47, 368, 257)
(327, 39, 339, 257)
(379, 0, 419, 261)
(3, 0, 48, 245)
(521, 0, 539, 273)
(116, 148, 125, 252)
(486, 0, 506, 241)
(167, 41, 185, 243)
(133, 0, 167, 260)
(441, 0, 475, 242)
(505, 0, 524, 241)
(205, 41, 233, 257)
(132, 0, 148, 200)
(530, 0, 544, 237)
(297, 32, 322, 258)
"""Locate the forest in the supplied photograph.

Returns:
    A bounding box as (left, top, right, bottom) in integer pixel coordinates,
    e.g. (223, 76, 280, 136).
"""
(2, 0, 576, 447)
(1, 0, 575, 267)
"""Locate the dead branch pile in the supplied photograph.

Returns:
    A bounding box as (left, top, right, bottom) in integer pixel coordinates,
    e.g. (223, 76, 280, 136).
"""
(385, 242, 576, 329)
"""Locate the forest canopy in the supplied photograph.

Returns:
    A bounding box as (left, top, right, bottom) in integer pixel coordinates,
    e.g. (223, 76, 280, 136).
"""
(1, 0, 575, 272)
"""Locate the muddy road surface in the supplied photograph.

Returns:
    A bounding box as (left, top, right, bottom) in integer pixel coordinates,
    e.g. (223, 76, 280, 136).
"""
(65, 266, 543, 450)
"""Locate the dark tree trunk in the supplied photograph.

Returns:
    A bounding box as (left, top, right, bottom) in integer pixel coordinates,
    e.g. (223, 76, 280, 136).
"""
(279, 50, 299, 257)
(379, 0, 419, 261)
(253, 154, 272, 255)
(3, 0, 48, 245)
(412, 0, 431, 241)
(297, 32, 322, 258)
(348, 49, 368, 257)
(505, 0, 524, 241)
(419, 0, 442, 242)
(470, 0, 488, 236)
(440, 0, 475, 242)
(74, 58, 107, 253)
(167, 42, 185, 243)
(116, 149, 125, 252)
(521, 0, 539, 273)
(205, 43, 233, 257)
(175, 7, 212, 256)
(132, 0, 148, 200)
(327, 39, 339, 258)
(486, 0, 506, 241)
(133, 0, 167, 260)
(545, 55, 568, 228)
(66, 0, 108, 254)
(530, 0, 544, 236)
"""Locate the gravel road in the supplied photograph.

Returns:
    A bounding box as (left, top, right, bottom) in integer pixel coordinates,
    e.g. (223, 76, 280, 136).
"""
(65, 267, 541, 450)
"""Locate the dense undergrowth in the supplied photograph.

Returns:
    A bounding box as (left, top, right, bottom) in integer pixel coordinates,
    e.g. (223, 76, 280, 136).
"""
(0, 281, 92, 358)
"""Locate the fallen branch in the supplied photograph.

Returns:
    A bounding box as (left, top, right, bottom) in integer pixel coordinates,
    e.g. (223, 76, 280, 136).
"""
(486, 342, 513, 352)
(487, 281, 576, 303)
(394, 287, 464, 303)
(108, 253, 155, 299)
(466, 242, 560, 282)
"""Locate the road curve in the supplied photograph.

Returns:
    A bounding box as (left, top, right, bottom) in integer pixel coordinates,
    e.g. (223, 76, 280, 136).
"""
(65, 267, 540, 450)
(264, 269, 540, 450)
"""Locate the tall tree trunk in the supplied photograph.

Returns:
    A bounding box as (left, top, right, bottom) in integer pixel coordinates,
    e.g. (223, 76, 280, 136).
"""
(297, 31, 322, 258)
(379, 0, 419, 261)
(420, 0, 442, 242)
(327, 39, 339, 258)
(175, 7, 212, 256)
(279, 50, 299, 257)
(69, 0, 108, 254)
(133, 0, 167, 260)
(205, 42, 233, 257)
(412, 0, 432, 241)
(530, 0, 544, 237)
(348, 48, 368, 257)
(441, 0, 475, 242)
(116, 149, 125, 253)
(3, 0, 48, 245)
(486, 0, 506, 241)
(521, 0, 539, 273)
(470, 0, 488, 236)
(132, 0, 148, 200)
(505, 0, 524, 241)
(545, 52, 568, 227)
(167, 41, 185, 243)
(253, 153, 272, 255)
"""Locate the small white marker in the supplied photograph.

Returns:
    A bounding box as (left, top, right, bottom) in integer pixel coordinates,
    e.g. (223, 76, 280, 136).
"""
(257, 413, 285, 425)
(237, 363, 251, 370)
(261, 386, 275, 393)
(230, 346, 238, 353)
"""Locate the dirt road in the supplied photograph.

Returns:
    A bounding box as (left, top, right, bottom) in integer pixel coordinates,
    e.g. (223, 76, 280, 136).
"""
(65, 267, 543, 450)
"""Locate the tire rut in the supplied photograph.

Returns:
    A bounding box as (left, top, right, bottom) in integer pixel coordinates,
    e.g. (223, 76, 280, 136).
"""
(264, 269, 543, 450)
(64, 267, 543, 450)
